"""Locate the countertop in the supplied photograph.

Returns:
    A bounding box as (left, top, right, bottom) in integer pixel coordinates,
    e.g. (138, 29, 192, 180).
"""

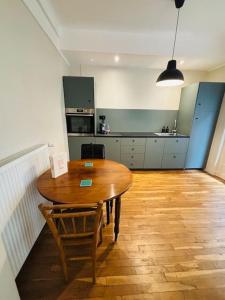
(95, 132, 190, 138)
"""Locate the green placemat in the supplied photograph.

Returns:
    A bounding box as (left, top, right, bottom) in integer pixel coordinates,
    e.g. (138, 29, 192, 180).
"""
(80, 179, 92, 187)
(84, 162, 93, 167)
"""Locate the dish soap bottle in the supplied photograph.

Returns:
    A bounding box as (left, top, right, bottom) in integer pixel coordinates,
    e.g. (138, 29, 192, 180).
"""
(162, 126, 166, 133)
(166, 126, 169, 133)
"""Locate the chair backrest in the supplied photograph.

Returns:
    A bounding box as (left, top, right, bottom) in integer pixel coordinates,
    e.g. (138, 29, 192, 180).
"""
(39, 202, 103, 249)
(81, 144, 105, 159)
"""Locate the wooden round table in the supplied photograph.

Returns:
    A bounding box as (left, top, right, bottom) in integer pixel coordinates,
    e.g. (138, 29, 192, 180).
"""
(37, 159, 132, 241)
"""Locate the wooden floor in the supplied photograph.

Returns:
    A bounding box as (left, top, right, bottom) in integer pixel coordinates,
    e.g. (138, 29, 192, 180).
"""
(16, 170, 225, 300)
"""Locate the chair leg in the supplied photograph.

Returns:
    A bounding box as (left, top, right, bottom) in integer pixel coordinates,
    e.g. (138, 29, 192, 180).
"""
(92, 255, 96, 284)
(59, 250, 68, 282)
(100, 223, 103, 244)
(106, 201, 110, 224)
(110, 199, 113, 213)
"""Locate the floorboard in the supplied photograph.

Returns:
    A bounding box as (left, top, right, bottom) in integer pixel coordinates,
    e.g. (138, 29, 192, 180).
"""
(16, 170, 225, 299)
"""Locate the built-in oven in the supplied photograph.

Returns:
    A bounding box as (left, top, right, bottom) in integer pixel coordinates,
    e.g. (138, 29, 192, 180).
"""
(66, 108, 95, 136)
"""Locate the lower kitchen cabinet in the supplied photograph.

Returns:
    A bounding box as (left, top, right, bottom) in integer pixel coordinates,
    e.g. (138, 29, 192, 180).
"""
(68, 136, 190, 169)
(144, 138, 165, 169)
(121, 153, 144, 161)
(95, 137, 121, 162)
(162, 153, 187, 169)
(162, 137, 189, 169)
(121, 145, 145, 154)
(121, 138, 146, 146)
(121, 159, 144, 169)
(68, 136, 96, 160)
(121, 138, 146, 169)
(164, 138, 189, 154)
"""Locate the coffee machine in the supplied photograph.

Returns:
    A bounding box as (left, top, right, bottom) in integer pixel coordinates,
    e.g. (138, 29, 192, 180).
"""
(99, 115, 110, 134)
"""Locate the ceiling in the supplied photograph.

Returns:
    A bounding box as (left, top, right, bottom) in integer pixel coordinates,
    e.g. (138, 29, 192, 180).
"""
(39, 0, 225, 70)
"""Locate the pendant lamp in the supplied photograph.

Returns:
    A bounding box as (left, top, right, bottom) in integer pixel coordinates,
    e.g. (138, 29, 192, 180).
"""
(156, 0, 185, 87)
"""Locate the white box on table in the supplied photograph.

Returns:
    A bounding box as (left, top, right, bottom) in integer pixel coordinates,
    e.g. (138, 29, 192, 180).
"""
(49, 152, 68, 178)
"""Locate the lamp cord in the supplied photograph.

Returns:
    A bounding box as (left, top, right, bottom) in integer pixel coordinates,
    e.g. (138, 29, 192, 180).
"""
(172, 8, 180, 60)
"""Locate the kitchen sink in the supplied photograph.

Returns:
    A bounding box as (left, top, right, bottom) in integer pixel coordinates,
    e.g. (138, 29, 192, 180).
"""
(154, 132, 179, 136)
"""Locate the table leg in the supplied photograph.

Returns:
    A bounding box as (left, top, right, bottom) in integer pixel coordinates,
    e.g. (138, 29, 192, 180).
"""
(114, 197, 121, 242)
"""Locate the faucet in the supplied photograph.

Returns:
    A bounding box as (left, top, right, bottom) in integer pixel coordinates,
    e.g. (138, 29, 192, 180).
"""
(172, 119, 177, 135)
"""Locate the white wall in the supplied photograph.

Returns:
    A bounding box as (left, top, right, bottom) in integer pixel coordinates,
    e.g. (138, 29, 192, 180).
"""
(205, 66, 225, 179)
(206, 65, 225, 82)
(0, 0, 68, 162)
(0, 0, 69, 297)
(71, 65, 206, 110)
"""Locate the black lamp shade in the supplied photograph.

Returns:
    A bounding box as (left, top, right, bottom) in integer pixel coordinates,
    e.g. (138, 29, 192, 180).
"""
(175, 0, 185, 9)
(156, 60, 184, 87)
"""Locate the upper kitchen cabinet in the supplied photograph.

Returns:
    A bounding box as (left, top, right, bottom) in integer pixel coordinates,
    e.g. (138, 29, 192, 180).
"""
(177, 82, 225, 169)
(63, 76, 94, 108)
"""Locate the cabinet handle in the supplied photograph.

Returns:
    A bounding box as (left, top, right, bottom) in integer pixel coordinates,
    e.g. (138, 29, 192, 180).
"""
(195, 117, 199, 120)
(198, 103, 201, 106)
(130, 163, 134, 166)
(154, 140, 157, 143)
(173, 155, 176, 158)
(116, 140, 119, 142)
(131, 155, 134, 159)
(131, 148, 134, 151)
(176, 140, 179, 143)
(132, 139, 135, 142)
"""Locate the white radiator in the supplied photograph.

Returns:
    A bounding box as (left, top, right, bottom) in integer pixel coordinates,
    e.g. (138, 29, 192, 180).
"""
(0, 145, 50, 278)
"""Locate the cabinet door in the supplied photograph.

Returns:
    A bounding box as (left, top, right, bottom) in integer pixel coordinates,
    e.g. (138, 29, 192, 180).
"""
(144, 138, 165, 169)
(185, 112, 217, 168)
(195, 83, 225, 114)
(162, 153, 186, 169)
(185, 83, 225, 169)
(95, 138, 121, 162)
(63, 76, 94, 108)
(177, 83, 199, 135)
(164, 138, 189, 154)
(68, 137, 96, 160)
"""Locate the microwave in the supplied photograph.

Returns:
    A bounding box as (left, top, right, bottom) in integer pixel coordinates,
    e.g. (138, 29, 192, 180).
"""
(66, 108, 95, 136)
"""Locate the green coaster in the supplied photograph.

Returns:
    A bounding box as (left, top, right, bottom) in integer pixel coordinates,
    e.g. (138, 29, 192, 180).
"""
(84, 162, 93, 167)
(80, 179, 92, 187)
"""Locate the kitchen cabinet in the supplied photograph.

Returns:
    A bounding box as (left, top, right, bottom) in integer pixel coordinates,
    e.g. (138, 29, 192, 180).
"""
(120, 138, 146, 169)
(162, 153, 187, 169)
(121, 145, 146, 154)
(162, 138, 189, 169)
(177, 82, 225, 169)
(121, 138, 146, 146)
(95, 137, 121, 162)
(68, 136, 96, 160)
(63, 76, 94, 108)
(164, 138, 189, 154)
(144, 138, 165, 169)
(68, 136, 190, 169)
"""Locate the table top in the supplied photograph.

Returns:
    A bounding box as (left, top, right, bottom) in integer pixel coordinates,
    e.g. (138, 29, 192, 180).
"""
(37, 159, 132, 204)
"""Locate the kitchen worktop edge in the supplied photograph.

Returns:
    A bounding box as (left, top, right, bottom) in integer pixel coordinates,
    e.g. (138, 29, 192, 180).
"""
(95, 133, 190, 138)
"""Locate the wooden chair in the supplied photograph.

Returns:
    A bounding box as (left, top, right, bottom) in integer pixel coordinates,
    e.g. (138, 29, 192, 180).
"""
(81, 143, 105, 159)
(39, 202, 103, 283)
(81, 143, 113, 224)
